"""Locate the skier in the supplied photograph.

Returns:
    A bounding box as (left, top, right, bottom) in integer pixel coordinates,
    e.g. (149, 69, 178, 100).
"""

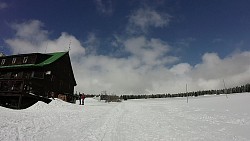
(81, 93, 86, 105)
(79, 93, 82, 105)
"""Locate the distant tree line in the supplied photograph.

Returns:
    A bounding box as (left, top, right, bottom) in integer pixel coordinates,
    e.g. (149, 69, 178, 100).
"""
(79, 83, 250, 101)
(120, 83, 250, 100)
(83, 90, 121, 102)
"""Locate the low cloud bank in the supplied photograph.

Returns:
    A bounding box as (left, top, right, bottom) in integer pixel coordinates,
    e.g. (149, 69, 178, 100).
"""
(5, 20, 250, 95)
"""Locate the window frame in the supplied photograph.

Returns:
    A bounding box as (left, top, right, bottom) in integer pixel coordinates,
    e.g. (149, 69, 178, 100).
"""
(1, 59, 5, 65)
(23, 57, 28, 63)
(12, 58, 16, 64)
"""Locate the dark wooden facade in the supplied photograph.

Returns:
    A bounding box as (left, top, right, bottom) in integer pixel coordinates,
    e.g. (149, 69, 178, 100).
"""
(0, 52, 77, 109)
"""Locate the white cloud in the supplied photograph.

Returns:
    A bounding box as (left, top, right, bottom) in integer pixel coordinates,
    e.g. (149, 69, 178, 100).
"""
(11, 20, 48, 42)
(124, 36, 178, 66)
(170, 63, 192, 75)
(127, 7, 171, 33)
(5, 20, 250, 95)
(190, 52, 250, 90)
(74, 41, 250, 94)
(83, 33, 100, 55)
(0, 2, 7, 10)
(94, 0, 113, 15)
(5, 20, 85, 58)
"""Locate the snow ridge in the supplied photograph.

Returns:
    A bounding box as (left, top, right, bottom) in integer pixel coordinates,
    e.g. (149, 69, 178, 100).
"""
(1, 94, 250, 141)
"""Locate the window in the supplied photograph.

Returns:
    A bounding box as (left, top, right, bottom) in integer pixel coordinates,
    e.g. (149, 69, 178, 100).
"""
(23, 57, 28, 63)
(23, 72, 31, 79)
(11, 72, 18, 78)
(45, 71, 51, 75)
(1, 59, 5, 65)
(31, 71, 44, 79)
(12, 58, 16, 64)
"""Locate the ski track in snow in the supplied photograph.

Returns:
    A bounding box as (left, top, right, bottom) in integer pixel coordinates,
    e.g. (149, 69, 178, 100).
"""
(1, 93, 250, 141)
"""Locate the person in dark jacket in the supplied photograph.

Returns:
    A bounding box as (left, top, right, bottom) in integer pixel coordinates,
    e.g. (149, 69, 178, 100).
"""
(50, 92, 55, 100)
(81, 93, 85, 105)
(79, 93, 82, 105)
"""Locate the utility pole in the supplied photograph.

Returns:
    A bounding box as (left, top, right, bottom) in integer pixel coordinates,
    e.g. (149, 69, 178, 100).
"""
(223, 79, 228, 98)
(186, 83, 188, 103)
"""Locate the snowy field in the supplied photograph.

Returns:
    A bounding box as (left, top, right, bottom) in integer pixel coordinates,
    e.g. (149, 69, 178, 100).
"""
(1, 93, 250, 141)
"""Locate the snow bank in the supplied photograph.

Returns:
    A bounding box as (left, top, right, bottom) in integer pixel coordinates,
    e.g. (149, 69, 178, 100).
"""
(1, 93, 250, 141)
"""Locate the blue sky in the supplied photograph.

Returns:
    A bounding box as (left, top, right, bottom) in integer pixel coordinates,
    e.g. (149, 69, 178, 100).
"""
(1, 0, 250, 94)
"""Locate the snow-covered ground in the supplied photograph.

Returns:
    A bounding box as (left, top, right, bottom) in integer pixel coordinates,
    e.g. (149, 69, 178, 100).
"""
(1, 93, 250, 141)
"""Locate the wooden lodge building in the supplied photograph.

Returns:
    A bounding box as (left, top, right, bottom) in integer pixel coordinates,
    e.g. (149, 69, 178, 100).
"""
(0, 52, 77, 109)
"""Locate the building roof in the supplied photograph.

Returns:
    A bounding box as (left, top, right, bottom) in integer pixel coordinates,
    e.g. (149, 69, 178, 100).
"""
(0, 52, 67, 69)
(36, 52, 67, 66)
